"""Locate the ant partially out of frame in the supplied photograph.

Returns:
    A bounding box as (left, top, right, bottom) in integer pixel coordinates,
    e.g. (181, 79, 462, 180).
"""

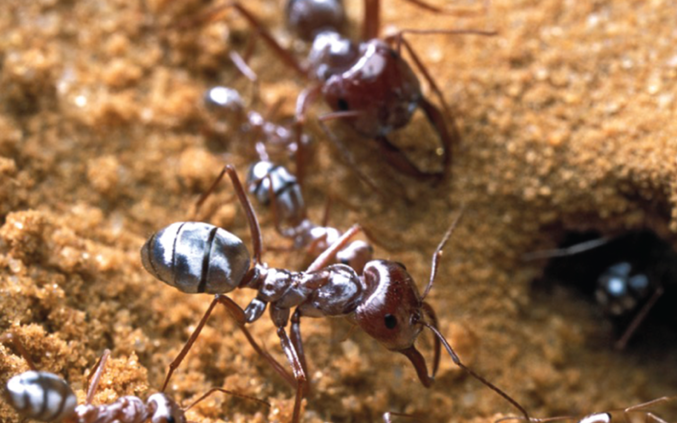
(526, 230, 677, 350)
(0, 332, 268, 423)
(496, 395, 677, 423)
(182, 0, 495, 183)
(140, 164, 530, 422)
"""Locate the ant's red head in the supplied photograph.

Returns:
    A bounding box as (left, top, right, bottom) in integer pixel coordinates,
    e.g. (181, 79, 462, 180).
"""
(354, 260, 441, 387)
(355, 260, 424, 350)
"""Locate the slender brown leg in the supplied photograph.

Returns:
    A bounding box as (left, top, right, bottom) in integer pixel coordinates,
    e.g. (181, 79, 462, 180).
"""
(183, 387, 270, 412)
(84, 350, 111, 405)
(362, 0, 381, 40)
(277, 326, 308, 423)
(290, 310, 309, 395)
(614, 285, 664, 350)
(177, 1, 306, 77)
(229, 50, 259, 102)
(294, 85, 323, 189)
(400, 0, 487, 15)
(0, 332, 37, 371)
(192, 165, 264, 264)
(372, 134, 444, 180)
(306, 224, 361, 272)
(424, 323, 530, 421)
(162, 294, 295, 392)
(623, 396, 676, 423)
(421, 209, 464, 300)
(316, 119, 384, 195)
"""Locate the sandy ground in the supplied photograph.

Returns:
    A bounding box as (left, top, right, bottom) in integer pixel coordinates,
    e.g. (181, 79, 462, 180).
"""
(1, 0, 677, 422)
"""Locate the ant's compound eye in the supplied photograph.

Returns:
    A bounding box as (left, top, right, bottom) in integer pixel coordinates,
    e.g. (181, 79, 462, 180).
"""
(384, 314, 397, 329)
(337, 98, 349, 111)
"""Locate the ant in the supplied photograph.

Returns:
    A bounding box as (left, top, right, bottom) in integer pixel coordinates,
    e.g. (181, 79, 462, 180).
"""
(202, 85, 374, 272)
(0, 332, 269, 423)
(525, 230, 677, 350)
(140, 164, 530, 422)
(182, 0, 495, 183)
(496, 395, 677, 423)
(202, 85, 307, 172)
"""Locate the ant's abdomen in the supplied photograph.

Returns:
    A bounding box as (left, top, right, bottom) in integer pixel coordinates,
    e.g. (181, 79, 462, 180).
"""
(6, 371, 77, 422)
(141, 222, 251, 294)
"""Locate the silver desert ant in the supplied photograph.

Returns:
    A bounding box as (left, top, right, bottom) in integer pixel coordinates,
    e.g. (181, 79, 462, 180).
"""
(525, 230, 677, 350)
(0, 332, 268, 423)
(496, 395, 677, 423)
(202, 85, 374, 272)
(140, 164, 530, 422)
(181, 0, 495, 182)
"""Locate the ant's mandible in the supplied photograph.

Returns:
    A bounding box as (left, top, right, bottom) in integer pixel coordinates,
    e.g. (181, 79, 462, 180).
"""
(140, 164, 530, 422)
(0, 332, 268, 423)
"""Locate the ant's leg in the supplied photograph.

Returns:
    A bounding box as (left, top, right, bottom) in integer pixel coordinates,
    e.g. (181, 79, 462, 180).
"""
(320, 196, 332, 227)
(624, 396, 677, 417)
(385, 30, 496, 116)
(614, 285, 665, 350)
(0, 332, 37, 371)
(176, 2, 305, 77)
(306, 224, 361, 272)
(421, 209, 464, 299)
(183, 387, 270, 412)
(418, 97, 456, 180)
(191, 167, 230, 221)
(423, 323, 531, 421)
(162, 296, 222, 391)
(372, 134, 445, 180)
(228, 50, 259, 102)
(223, 165, 264, 264)
(320, 105, 447, 181)
(316, 119, 384, 194)
(294, 85, 323, 188)
(521, 238, 611, 261)
(400, 0, 489, 16)
(363, 0, 491, 41)
(276, 324, 307, 423)
(162, 295, 295, 392)
(84, 349, 111, 405)
(362, 0, 381, 40)
(289, 310, 309, 395)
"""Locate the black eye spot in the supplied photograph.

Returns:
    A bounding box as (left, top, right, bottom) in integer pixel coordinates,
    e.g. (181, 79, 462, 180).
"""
(384, 314, 397, 329)
(337, 98, 349, 111)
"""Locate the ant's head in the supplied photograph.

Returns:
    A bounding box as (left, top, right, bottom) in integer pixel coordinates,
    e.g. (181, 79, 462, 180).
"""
(354, 260, 426, 351)
(354, 260, 441, 387)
